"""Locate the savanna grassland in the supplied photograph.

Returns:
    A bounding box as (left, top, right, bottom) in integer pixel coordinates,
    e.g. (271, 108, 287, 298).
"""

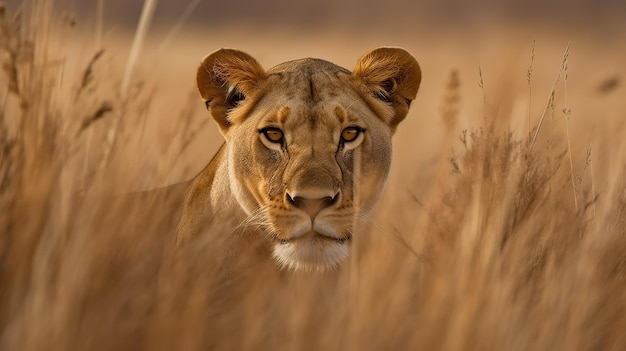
(1, 1, 625, 350)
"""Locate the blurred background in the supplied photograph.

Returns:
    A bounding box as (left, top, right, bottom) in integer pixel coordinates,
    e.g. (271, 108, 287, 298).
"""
(8, 0, 626, 31)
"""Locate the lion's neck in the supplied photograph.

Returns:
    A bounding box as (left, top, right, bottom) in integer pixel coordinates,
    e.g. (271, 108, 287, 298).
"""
(176, 143, 248, 245)
(208, 145, 244, 218)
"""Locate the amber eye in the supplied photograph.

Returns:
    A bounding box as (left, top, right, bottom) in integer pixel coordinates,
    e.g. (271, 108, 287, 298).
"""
(261, 128, 284, 143)
(341, 127, 361, 143)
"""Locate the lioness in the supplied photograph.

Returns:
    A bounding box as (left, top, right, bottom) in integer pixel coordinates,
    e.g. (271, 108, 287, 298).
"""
(176, 47, 421, 271)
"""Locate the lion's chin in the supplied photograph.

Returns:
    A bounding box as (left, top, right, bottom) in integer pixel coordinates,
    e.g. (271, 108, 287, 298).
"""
(271, 235, 351, 272)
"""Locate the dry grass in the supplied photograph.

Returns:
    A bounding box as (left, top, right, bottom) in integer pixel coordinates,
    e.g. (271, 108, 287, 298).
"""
(1, 2, 625, 350)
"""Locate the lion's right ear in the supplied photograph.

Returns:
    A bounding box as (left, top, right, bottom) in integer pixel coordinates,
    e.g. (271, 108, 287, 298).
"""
(353, 47, 421, 132)
(197, 48, 266, 134)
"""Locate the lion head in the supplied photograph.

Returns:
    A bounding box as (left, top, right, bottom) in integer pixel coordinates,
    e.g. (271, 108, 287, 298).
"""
(192, 47, 421, 271)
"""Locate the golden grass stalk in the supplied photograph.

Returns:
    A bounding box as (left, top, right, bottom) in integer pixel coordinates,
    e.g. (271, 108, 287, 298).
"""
(529, 42, 570, 151)
(527, 39, 535, 140)
(157, 0, 201, 54)
(562, 52, 579, 212)
(100, 0, 157, 179)
(121, 0, 157, 98)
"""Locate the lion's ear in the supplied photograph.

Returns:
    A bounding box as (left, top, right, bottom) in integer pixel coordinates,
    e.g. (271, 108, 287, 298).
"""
(353, 47, 421, 131)
(197, 48, 266, 134)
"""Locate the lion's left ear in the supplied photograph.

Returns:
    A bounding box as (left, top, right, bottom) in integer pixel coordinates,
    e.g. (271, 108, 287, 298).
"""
(353, 47, 421, 131)
(197, 48, 266, 135)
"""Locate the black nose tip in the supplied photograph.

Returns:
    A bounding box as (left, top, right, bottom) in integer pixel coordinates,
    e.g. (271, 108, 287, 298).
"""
(286, 192, 340, 217)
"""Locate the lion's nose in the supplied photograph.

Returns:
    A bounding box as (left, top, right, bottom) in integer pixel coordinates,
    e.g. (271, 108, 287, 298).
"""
(286, 191, 339, 219)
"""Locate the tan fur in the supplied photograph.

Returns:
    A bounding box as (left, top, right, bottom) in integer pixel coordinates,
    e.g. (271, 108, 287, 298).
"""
(176, 47, 421, 271)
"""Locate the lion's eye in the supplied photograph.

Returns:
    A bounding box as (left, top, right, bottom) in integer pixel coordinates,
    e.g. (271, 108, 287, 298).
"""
(341, 127, 361, 143)
(261, 128, 284, 143)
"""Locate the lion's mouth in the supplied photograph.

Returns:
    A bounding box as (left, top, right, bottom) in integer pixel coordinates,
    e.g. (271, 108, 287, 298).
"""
(277, 232, 352, 245)
(271, 231, 352, 271)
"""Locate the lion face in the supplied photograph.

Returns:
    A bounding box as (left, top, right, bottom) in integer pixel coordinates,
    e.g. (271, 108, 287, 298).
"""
(197, 48, 421, 271)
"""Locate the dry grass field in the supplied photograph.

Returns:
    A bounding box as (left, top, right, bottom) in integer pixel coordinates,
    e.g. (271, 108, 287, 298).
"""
(1, 1, 625, 350)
